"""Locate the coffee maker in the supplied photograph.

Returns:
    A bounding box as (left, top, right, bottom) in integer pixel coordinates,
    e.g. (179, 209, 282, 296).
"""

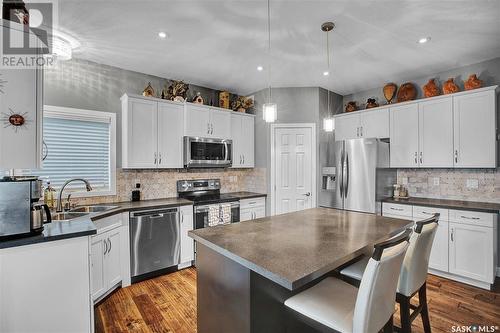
(0, 176, 52, 239)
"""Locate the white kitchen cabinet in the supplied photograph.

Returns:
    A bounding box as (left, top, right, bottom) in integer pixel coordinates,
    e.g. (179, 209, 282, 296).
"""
(231, 113, 255, 168)
(240, 197, 266, 221)
(122, 94, 184, 169)
(390, 103, 420, 167)
(428, 221, 449, 272)
(0, 237, 92, 333)
(334, 109, 389, 141)
(453, 89, 497, 168)
(90, 235, 106, 300)
(0, 26, 43, 169)
(105, 228, 122, 288)
(418, 97, 454, 167)
(184, 103, 231, 139)
(449, 222, 495, 284)
(157, 101, 184, 168)
(180, 205, 194, 266)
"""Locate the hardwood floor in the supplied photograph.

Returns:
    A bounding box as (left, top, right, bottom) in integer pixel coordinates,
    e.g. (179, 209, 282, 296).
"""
(95, 268, 499, 333)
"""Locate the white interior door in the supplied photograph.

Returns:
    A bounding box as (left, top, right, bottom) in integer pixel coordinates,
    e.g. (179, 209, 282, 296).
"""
(274, 126, 314, 215)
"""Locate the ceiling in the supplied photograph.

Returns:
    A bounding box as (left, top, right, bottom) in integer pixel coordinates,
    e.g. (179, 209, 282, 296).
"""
(58, 0, 500, 96)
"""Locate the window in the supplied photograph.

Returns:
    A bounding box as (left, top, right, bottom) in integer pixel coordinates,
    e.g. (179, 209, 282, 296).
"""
(36, 106, 116, 196)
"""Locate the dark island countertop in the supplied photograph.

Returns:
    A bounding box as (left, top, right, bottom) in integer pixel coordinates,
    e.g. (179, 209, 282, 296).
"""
(189, 207, 411, 290)
(383, 197, 500, 214)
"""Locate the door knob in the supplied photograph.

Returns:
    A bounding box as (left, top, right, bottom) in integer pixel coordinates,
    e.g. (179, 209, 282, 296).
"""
(303, 192, 311, 197)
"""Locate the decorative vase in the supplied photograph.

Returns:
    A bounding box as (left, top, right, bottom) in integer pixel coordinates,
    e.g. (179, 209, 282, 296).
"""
(442, 78, 460, 95)
(397, 82, 417, 102)
(345, 101, 357, 113)
(383, 83, 398, 104)
(464, 74, 483, 91)
(192, 92, 204, 104)
(365, 98, 379, 109)
(219, 91, 230, 109)
(423, 79, 441, 98)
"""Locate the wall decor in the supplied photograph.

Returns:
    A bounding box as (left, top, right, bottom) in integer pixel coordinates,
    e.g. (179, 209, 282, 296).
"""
(442, 78, 460, 94)
(423, 78, 441, 98)
(365, 98, 379, 109)
(1, 108, 29, 133)
(219, 91, 230, 109)
(345, 101, 357, 113)
(231, 96, 254, 113)
(165, 80, 189, 102)
(383, 83, 398, 104)
(192, 92, 204, 104)
(142, 82, 155, 97)
(464, 74, 483, 91)
(396, 82, 416, 102)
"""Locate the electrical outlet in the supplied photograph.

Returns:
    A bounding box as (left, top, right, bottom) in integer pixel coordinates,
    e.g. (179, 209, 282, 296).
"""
(466, 179, 479, 189)
(433, 177, 440, 186)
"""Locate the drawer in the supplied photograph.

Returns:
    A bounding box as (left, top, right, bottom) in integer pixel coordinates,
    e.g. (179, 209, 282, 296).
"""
(382, 203, 412, 218)
(449, 209, 496, 228)
(240, 197, 266, 210)
(413, 206, 449, 221)
(93, 213, 123, 233)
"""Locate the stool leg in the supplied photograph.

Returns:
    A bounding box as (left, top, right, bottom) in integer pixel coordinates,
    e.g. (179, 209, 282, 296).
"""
(383, 315, 394, 333)
(398, 294, 412, 333)
(418, 283, 431, 333)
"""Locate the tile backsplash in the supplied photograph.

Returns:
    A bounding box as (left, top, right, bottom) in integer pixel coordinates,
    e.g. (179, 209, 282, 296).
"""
(72, 168, 267, 206)
(397, 168, 499, 203)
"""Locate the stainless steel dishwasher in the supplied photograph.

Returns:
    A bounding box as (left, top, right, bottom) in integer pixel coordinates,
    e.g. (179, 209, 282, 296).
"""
(130, 208, 180, 282)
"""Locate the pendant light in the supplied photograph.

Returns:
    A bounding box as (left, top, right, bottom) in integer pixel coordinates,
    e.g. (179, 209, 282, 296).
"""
(321, 22, 335, 132)
(262, 0, 277, 123)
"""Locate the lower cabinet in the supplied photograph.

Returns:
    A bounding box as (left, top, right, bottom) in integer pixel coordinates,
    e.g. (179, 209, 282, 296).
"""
(382, 202, 497, 289)
(180, 205, 194, 266)
(91, 225, 123, 301)
(240, 197, 266, 222)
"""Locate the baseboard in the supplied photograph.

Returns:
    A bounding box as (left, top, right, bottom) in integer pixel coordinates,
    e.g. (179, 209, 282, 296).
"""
(496, 266, 500, 277)
(428, 269, 492, 290)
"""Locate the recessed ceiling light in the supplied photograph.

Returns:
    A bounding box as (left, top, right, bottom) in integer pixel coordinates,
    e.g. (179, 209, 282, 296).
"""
(158, 31, 167, 39)
(257, 66, 264, 71)
(418, 37, 431, 44)
(323, 71, 330, 76)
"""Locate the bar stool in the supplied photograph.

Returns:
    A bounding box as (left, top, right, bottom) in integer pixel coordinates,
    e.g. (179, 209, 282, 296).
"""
(284, 228, 412, 333)
(340, 214, 440, 333)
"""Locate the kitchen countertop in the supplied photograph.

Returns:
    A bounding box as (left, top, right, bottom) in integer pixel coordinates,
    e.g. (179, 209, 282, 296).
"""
(383, 197, 500, 214)
(0, 193, 267, 250)
(189, 207, 411, 290)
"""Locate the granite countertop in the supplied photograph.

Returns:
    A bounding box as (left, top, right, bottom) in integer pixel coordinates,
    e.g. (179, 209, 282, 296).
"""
(0, 194, 266, 249)
(383, 197, 500, 214)
(189, 207, 411, 290)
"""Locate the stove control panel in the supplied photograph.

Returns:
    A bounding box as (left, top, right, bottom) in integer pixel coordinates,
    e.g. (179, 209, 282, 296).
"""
(177, 179, 221, 192)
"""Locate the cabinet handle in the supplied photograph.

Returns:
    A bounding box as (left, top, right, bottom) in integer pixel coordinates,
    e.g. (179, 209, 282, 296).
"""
(243, 155, 245, 164)
(414, 152, 418, 165)
(450, 228, 454, 242)
(180, 211, 184, 224)
(390, 207, 404, 211)
(103, 239, 108, 255)
(356, 127, 359, 137)
(207, 123, 210, 134)
(419, 151, 423, 164)
(210, 123, 214, 135)
(454, 150, 458, 163)
(422, 211, 435, 215)
(158, 153, 162, 165)
(360, 126, 363, 137)
(108, 238, 112, 253)
(154, 153, 157, 165)
(240, 155, 242, 164)
(460, 215, 480, 220)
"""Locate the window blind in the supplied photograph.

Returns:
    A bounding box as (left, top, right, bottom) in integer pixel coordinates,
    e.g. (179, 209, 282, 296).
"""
(37, 116, 111, 192)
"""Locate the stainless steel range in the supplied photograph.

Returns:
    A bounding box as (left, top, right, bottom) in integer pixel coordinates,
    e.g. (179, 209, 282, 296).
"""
(177, 179, 240, 229)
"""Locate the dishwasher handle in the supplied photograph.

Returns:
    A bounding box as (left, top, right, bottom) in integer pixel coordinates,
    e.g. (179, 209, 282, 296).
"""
(130, 208, 178, 218)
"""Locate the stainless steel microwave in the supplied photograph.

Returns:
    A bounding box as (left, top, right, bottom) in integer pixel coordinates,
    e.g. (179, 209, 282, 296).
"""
(183, 137, 232, 168)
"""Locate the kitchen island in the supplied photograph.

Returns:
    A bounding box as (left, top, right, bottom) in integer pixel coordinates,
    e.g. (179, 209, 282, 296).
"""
(189, 207, 412, 333)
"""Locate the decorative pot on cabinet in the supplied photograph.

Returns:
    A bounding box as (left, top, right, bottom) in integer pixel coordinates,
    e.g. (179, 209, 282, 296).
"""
(345, 101, 357, 113)
(365, 98, 379, 109)
(383, 83, 398, 104)
(396, 82, 416, 102)
(464, 74, 483, 91)
(423, 78, 441, 98)
(442, 78, 460, 94)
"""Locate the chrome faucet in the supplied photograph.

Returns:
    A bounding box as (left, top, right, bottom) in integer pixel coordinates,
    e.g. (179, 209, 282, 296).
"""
(56, 178, 93, 212)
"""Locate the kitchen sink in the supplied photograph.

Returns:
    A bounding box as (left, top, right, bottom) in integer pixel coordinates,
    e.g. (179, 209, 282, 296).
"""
(51, 212, 89, 221)
(70, 205, 119, 213)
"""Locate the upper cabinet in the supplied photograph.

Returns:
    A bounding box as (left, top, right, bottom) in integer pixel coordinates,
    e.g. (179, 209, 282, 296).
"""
(334, 109, 389, 141)
(0, 26, 43, 169)
(231, 113, 255, 168)
(453, 89, 497, 168)
(122, 94, 183, 169)
(184, 103, 231, 139)
(390, 103, 420, 168)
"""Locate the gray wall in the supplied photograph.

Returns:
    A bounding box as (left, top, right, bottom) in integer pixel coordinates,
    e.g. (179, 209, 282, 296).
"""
(343, 57, 500, 108)
(252, 87, 342, 212)
(44, 58, 236, 167)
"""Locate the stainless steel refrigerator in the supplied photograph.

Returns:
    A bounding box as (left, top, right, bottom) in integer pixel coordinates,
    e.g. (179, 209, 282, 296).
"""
(319, 138, 395, 214)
